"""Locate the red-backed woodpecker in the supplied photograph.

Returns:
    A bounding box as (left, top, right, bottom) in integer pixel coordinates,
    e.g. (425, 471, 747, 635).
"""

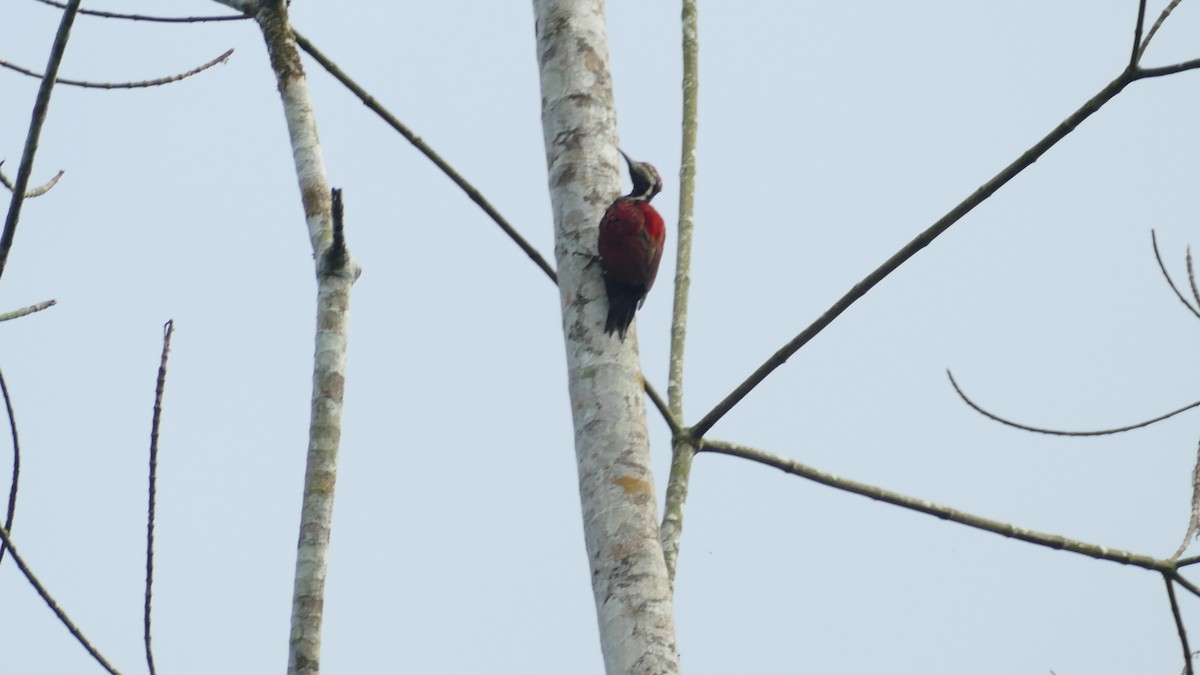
(597, 150, 666, 341)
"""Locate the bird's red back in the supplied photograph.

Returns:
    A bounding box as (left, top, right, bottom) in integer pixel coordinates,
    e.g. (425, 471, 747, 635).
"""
(598, 198, 666, 292)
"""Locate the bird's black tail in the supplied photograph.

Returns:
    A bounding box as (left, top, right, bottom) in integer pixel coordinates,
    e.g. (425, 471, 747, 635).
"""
(604, 279, 644, 341)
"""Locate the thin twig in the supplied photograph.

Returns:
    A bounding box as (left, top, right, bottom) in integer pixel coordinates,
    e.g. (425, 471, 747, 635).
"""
(0, 524, 121, 674)
(948, 370, 1200, 436)
(1153, 230, 1200, 319)
(0, 369, 19, 569)
(0, 298, 56, 322)
(291, 30, 558, 284)
(0, 49, 234, 90)
(1131, 0, 1148, 66)
(1188, 247, 1200, 310)
(1140, 0, 1186, 59)
(1165, 573, 1196, 675)
(643, 377, 681, 436)
(1177, 573, 1200, 600)
(0, 0, 82, 283)
(33, 0, 247, 23)
(144, 320, 173, 675)
(690, 70, 1140, 439)
(0, 161, 63, 198)
(699, 438, 1172, 572)
(1172, 438, 1200, 560)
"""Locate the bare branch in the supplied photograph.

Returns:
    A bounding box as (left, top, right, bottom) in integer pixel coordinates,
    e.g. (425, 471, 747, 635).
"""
(1188, 247, 1200, 309)
(1140, 0, 1186, 59)
(290, 30, 558, 284)
(1152, 230, 1200, 319)
(0, 161, 63, 198)
(0, 49, 234, 90)
(144, 320, 173, 675)
(0, 0, 82, 282)
(699, 438, 1172, 572)
(0, 524, 121, 674)
(1136, 57, 1200, 79)
(0, 298, 57, 322)
(0, 369, 19, 569)
(33, 0, 247, 23)
(1165, 574, 1196, 675)
(643, 377, 682, 437)
(690, 71, 1139, 439)
(1132, 0, 1148, 66)
(1171, 438, 1200, 560)
(948, 370, 1200, 436)
(1176, 572, 1200, 599)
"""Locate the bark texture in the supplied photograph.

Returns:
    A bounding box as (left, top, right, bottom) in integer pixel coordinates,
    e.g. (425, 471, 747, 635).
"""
(214, 2, 360, 673)
(532, 2, 680, 673)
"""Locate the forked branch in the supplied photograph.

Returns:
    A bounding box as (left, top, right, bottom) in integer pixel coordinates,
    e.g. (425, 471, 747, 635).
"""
(0, 0, 82, 282)
(689, 17, 1200, 440)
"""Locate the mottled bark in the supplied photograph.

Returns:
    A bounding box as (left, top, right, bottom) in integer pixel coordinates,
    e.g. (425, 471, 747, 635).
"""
(532, 2, 680, 673)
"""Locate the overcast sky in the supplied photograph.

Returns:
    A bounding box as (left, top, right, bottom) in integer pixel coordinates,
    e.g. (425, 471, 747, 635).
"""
(3, 1, 1200, 673)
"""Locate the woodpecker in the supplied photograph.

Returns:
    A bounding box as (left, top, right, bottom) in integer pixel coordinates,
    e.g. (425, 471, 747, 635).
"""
(597, 150, 666, 341)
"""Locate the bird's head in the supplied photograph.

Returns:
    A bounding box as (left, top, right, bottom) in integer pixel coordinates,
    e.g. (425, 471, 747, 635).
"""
(619, 149, 662, 203)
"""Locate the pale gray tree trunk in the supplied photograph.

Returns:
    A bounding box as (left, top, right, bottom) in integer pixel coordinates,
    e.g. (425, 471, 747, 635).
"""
(214, 2, 360, 674)
(532, 2, 681, 673)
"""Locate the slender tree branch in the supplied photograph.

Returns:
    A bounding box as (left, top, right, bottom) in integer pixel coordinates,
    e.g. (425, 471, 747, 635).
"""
(661, 0, 700, 586)
(1131, 0, 1148, 66)
(1176, 569, 1200, 600)
(1175, 572, 1200, 600)
(0, 49, 234, 90)
(1188, 247, 1200, 309)
(948, 370, 1200, 436)
(690, 70, 1140, 439)
(0, 0, 81, 283)
(699, 438, 1172, 571)
(144, 320, 173, 675)
(0, 161, 63, 198)
(1136, 58, 1200, 79)
(0, 524, 121, 674)
(1165, 573, 1196, 675)
(643, 378, 681, 437)
(1128, 0, 1147, 65)
(33, 0, 247, 23)
(1172, 438, 1200, 560)
(1153, 230, 1200, 319)
(0, 369, 19, 568)
(290, 30, 558, 283)
(1139, 0, 1186, 59)
(0, 298, 56, 322)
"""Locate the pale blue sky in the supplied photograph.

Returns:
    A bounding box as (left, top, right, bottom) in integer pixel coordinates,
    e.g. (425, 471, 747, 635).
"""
(3, 1, 1200, 673)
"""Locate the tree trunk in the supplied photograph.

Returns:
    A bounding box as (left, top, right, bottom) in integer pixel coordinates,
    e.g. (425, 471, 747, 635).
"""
(532, 2, 680, 673)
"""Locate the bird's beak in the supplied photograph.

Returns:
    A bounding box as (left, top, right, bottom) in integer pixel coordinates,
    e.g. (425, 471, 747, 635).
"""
(618, 148, 632, 166)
